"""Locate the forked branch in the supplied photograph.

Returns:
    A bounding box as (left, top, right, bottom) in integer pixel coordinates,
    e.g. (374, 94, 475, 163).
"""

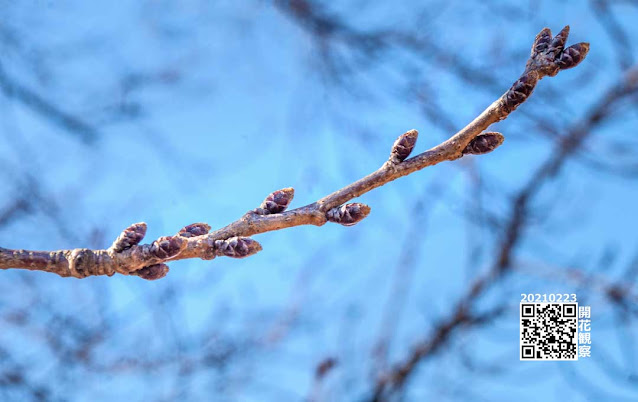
(0, 26, 589, 279)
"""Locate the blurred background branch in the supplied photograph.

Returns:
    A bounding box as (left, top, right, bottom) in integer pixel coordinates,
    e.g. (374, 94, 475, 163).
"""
(1, 1, 637, 401)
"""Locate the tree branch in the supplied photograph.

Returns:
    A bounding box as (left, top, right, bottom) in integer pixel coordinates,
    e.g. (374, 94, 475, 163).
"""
(367, 43, 638, 402)
(0, 26, 589, 280)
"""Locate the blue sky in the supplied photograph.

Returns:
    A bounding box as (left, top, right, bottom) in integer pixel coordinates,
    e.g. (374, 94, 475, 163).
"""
(1, 1, 638, 401)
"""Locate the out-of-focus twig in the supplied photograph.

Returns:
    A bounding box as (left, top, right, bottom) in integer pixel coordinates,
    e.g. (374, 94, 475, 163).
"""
(370, 64, 638, 402)
(0, 63, 98, 143)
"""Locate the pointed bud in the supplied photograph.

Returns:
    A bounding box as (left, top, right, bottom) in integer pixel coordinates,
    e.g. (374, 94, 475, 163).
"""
(214, 237, 262, 258)
(531, 28, 552, 55)
(178, 223, 211, 238)
(389, 130, 418, 163)
(254, 188, 295, 215)
(150, 235, 186, 259)
(133, 263, 169, 280)
(525, 26, 587, 79)
(557, 43, 590, 70)
(110, 222, 147, 253)
(548, 25, 570, 55)
(504, 73, 538, 113)
(462, 132, 505, 155)
(326, 203, 371, 226)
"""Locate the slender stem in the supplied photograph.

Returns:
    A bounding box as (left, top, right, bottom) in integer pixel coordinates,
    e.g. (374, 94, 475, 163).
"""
(0, 26, 590, 280)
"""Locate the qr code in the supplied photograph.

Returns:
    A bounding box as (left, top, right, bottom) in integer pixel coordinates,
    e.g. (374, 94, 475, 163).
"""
(520, 303, 578, 360)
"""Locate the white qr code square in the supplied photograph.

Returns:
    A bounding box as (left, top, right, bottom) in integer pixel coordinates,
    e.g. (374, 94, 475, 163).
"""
(520, 303, 578, 360)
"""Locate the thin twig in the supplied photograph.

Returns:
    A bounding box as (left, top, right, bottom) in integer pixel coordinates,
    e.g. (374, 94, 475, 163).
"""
(0, 27, 589, 280)
(369, 59, 638, 402)
(0, 63, 98, 144)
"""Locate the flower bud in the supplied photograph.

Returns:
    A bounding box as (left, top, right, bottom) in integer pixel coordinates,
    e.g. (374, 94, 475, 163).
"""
(134, 263, 169, 280)
(255, 188, 295, 215)
(150, 235, 185, 259)
(326, 203, 371, 226)
(110, 222, 147, 253)
(462, 132, 505, 155)
(214, 237, 262, 258)
(548, 25, 570, 55)
(178, 223, 211, 238)
(389, 129, 418, 163)
(557, 43, 590, 70)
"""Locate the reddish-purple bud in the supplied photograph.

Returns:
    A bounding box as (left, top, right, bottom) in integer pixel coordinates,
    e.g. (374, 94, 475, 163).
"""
(133, 263, 169, 280)
(110, 222, 147, 253)
(524, 26, 588, 79)
(178, 223, 211, 238)
(214, 237, 262, 258)
(548, 25, 570, 55)
(504, 74, 538, 112)
(462, 132, 505, 155)
(326, 203, 371, 226)
(255, 188, 295, 215)
(150, 236, 185, 259)
(557, 43, 590, 70)
(531, 28, 552, 56)
(389, 130, 418, 163)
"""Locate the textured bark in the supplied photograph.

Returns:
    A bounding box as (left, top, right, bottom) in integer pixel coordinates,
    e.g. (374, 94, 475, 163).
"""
(0, 26, 589, 280)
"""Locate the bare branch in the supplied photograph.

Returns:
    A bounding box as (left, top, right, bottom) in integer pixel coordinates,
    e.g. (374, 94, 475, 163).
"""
(369, 61, 638, 402)
(0, 26, 590, 280)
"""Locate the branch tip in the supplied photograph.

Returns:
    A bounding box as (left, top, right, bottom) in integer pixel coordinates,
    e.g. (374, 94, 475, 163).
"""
(326, 203, 371, 226)
(389, 129, 418, 163)
(508, 26, 589, 112)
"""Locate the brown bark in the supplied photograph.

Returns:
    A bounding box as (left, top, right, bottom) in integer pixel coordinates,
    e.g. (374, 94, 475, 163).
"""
(0, 26, 589, 280)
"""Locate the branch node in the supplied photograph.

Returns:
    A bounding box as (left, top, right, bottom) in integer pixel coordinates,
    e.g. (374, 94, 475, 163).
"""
(326, 203, 371, 226)
(462, 132, 505, 155)
(389, 129, 418, 164)
(253, 188, 295, 215)
(67, 248, 98, 278)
